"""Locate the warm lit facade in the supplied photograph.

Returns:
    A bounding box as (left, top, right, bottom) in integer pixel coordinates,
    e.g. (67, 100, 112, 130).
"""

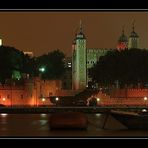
(0, 77, 62, 106)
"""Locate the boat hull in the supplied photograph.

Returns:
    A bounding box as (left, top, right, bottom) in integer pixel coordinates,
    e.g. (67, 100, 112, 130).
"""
(110, 110, 148, 129)
(49, 112, 88, 130)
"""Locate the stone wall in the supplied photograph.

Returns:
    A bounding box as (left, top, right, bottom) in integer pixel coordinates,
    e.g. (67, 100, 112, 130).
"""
(0, 78, 62, 106)
(110, 88, 148, 98)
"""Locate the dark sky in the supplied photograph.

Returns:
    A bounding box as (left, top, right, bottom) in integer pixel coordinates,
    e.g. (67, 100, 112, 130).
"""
(0, 12, 148, 57)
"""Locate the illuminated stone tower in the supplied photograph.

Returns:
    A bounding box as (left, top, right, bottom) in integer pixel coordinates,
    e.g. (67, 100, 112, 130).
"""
(128, 21, 139, 49)
(117, 26, 128, 51)
(72, 20, 87, 90)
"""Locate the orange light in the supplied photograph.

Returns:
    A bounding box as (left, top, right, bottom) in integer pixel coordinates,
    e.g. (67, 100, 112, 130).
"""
(2, 98, 5, 101)
(144, 97, 148, 101)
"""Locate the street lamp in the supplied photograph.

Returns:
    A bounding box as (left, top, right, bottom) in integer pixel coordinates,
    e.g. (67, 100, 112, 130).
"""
(39, 67, 45, 73)
(42, 98, 46, 102)
(96, 98, 100, 106)
(144, 97, 148, 106)
(97, 98, 100, 102)
(41, 98, 46, 106)
(55, 97, 59, 106)
(39, 66, 46, 78)
(55, 97, 59, 101)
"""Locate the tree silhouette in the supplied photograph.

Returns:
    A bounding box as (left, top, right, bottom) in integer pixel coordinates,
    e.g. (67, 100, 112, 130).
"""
(89, 48, 148, 88)
(36, 49, 65, 80)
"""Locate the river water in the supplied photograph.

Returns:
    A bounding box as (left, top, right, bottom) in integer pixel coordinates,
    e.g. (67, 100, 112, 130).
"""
(0, 113, 148, 137)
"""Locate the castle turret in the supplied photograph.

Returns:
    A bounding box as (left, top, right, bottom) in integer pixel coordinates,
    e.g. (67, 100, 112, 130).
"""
(128, 20, 139, 49)
(72, 20, 87, 90)
(117, 26, 128, 51)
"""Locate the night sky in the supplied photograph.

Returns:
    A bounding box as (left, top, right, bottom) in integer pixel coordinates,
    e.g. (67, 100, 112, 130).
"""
(0, 12, 148, 57)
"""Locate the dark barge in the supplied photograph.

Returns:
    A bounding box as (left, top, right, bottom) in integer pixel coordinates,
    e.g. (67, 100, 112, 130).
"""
(110, 110, 148, 129)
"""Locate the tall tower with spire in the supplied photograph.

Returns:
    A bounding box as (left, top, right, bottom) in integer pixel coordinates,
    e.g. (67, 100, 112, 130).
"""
(117, 26, 128, 51)
(72, 20, 87, 90)
(128, 20, 139, 49)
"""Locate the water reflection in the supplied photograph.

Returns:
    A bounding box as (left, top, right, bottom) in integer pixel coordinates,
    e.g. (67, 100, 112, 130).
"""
(0, 113, 8, 117)
(95, 113, 101, 117)
(0, 113, 146, 137)
(40, 114, 47, 118)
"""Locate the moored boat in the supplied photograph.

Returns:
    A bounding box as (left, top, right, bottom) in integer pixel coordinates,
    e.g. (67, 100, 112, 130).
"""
(49, 112, 88, 130)
(110, 110, 148, 129)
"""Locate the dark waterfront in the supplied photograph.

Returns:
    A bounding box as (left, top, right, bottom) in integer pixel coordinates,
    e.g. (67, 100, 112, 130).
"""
(0, 113, 148, 137)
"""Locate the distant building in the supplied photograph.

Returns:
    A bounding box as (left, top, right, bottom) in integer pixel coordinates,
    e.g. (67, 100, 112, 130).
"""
(86, 48, 109, 83)
(24, 51, 34, 57)
(62, 57, 72, 90)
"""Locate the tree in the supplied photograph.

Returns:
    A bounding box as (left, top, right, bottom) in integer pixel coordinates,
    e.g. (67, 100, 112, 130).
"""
(21, 54, 38, 77)
(0, 46, 24, 84)
(89, 48, 148, 88)
(36, 49, 65, 80)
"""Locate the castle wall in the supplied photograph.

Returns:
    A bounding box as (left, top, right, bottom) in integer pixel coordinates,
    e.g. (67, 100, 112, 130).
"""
(0, 78, 62, 106)
(93, 89, 148, 106)
(110, 88, 148, 98)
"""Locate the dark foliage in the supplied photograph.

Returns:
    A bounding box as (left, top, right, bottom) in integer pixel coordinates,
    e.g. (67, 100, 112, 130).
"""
(36, 49, 65, 80)
(0, 46, 65, 84)
(89, 48, 148, 88)
(0, 46, 23, 84)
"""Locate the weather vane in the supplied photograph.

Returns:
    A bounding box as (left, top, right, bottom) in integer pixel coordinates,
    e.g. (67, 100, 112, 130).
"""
(132, 19, 135, 31)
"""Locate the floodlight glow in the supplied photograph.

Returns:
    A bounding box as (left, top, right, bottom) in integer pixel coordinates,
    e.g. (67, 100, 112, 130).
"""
(144, 97, 148, 101)
(97, 98, 100, 102)
(55, 97, 59, 101)
(42, 98, 46, 102)
(39, 67, 45, 72)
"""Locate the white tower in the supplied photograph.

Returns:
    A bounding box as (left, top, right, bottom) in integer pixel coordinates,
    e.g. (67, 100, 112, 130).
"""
(128, 21, 139, 49)
(72, 20, 87, 90)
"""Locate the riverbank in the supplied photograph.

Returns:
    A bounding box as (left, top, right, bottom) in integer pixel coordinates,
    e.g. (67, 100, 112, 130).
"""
(0, 106, 147, 113)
